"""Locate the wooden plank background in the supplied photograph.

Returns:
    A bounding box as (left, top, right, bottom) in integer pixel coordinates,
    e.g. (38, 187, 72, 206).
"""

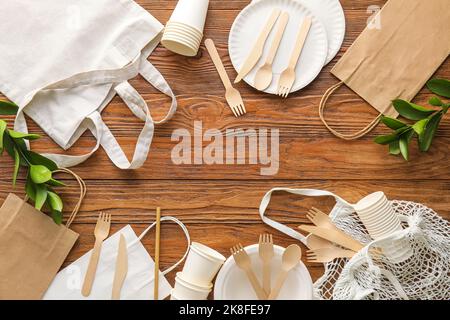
(0, 0, 448, 299)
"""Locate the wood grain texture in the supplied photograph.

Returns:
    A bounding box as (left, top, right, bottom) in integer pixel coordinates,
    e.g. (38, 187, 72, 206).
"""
(0, 0, 449, 299)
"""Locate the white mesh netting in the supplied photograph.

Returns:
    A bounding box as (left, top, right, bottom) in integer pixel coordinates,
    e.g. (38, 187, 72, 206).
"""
(313, 200, 450, 300)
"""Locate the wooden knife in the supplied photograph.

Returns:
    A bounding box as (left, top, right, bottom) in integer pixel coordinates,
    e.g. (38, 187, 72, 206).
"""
(298, 225, 364, 252)
(234, 8, 281, 83)
(111, 234, 128, 300)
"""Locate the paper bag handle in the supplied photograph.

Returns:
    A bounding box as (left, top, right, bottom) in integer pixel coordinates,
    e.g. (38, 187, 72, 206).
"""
(319, 81, 382, 140)
(53, 168, 87, 228)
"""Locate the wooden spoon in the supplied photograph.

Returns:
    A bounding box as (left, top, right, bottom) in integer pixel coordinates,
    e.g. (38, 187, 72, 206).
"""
(268, 244, 302, 299)
(254, 12, 289, 91)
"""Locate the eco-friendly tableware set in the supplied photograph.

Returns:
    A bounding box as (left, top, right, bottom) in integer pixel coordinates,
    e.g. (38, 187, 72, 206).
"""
(225, 235, 306, 300)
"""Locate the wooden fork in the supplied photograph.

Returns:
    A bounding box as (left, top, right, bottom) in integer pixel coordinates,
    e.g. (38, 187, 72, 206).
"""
(82, 212, 112, 297)
(205, 38, 246, 117)
(277, 17, 312, 98)
(306, 247, 355, 263)
(306, 207, 336, 229)
(231, 243, 266, 300)
(258, 234, 274, 296)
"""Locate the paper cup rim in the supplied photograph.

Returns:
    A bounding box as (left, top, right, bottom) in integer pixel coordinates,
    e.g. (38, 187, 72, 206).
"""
(167, 21, 203, 36)
(355, 192, 387, 212)
(162, 33, 201, 47)
(161, 38, 198, 56)
(191, 242, 226, 262)
(164, 29, 203, 42)
(358, 205, 395, 218)
(358, 208, 395, 221)
(176, 272, 213, 291)
(165, 23, 203, 37)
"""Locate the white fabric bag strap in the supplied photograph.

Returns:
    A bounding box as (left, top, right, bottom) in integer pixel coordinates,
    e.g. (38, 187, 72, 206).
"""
(34, 59, 177, 169)
(259, 188, 352, 245)
(129, 216, 191, 276)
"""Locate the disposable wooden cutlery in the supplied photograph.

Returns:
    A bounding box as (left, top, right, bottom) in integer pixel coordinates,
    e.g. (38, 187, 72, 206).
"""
(205, 38, 246, 117)
(268, 244, 301, 300)
(306, 207, 337, 229)
(111, 234, 128, 300)
(234, 8, 281, 83)
(306, 247, 355, 263)
(298, 225, 364, 253)
(231, 243, 266, 300)
(277, 16, 312, 98)
(82, 212, 111, 297)
(254, 12, 289, 91)
(258, 234, 274, 296)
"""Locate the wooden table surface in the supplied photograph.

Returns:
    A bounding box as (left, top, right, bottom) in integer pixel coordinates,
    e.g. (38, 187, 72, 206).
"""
(0, 0, 449, 299)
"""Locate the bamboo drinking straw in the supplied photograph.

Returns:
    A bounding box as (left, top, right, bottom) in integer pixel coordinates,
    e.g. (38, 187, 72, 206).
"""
(154, 207, 161, 300)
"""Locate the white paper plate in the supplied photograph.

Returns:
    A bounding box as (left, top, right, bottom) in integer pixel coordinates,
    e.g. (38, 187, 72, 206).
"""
(251, 0, 346, 65)
(229, 0, 328, 94)
(302, 0, 346, 64)
(214, 244, 313, 300)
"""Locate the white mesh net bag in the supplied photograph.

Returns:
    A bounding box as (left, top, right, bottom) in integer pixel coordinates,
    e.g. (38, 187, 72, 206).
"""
(259, 188, 450, 300)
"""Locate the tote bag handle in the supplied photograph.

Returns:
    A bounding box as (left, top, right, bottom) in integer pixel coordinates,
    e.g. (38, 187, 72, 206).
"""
(53, 168, 87, 228)
(259, 187, 352, 245)
(319, 81, 382, 140)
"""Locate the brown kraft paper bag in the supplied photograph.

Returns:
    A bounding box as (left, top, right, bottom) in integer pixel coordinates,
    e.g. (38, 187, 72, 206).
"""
(319, 0, 450, 140)
(0, 169, 86, 299)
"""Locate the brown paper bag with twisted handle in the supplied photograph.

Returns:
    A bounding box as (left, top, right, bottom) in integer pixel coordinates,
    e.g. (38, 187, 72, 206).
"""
(0, 169, 86, 299)
(320, 0, 450, 140)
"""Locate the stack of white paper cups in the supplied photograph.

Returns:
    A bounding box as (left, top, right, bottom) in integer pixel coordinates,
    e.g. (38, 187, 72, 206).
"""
(171, 242, 225, 300)
(162, 0, 210, 56)
(355, 192, 413, 263)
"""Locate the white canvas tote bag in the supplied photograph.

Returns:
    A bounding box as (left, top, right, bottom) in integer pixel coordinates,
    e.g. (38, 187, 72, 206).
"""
(44, 217, 190, 300)
(0, 0, 177, 169)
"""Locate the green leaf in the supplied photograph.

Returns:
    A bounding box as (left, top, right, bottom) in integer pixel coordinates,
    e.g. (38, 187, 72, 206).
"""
(419, 112, 443, 152)
(389, 140, 401, 155)
(34, 184, 48, 210)
(0, 100, 19, 115)
(26, 151, 58, 171)
(412, 119, 429, 135)
(46, 178, 66, 187)
(392, 99, 435, 120)
(47, 191, 64, 212)
(25, 176, 36, 201)
(51, 210, 63, 225)
(427, 79, 450, 98)
(12, 147, 20, 186)
(429, 96, 443, 107)
(8, 129, 40, 140)
(0, 119, 7, 153)
(374, 126, 410, 145)
(399, 130, 414, 161)
(374, 133, 398, 145)
(381, 116, 407, 130)
(30, 165, 52, 184)
(3, 134, 15, 158)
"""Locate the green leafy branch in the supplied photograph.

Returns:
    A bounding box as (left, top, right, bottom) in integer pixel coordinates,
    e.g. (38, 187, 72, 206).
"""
(1, 100, 65, 224)
(374, 79, 450, 161)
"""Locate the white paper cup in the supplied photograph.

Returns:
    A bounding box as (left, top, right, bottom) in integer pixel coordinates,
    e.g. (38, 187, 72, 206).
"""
(169, 0, 210, 32)
(162, 33, 200, 49)
(180, 242, 226, 286)
(173, 272, 212, 300)
(166, 21, 203, 37)
(355, 192, 387, 213)
(161, 37, 199, 57)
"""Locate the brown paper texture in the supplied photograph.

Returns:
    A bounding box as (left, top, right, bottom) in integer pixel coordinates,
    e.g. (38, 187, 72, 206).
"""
(332, 0, 450, 118)
(0, 194, 78, 300)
